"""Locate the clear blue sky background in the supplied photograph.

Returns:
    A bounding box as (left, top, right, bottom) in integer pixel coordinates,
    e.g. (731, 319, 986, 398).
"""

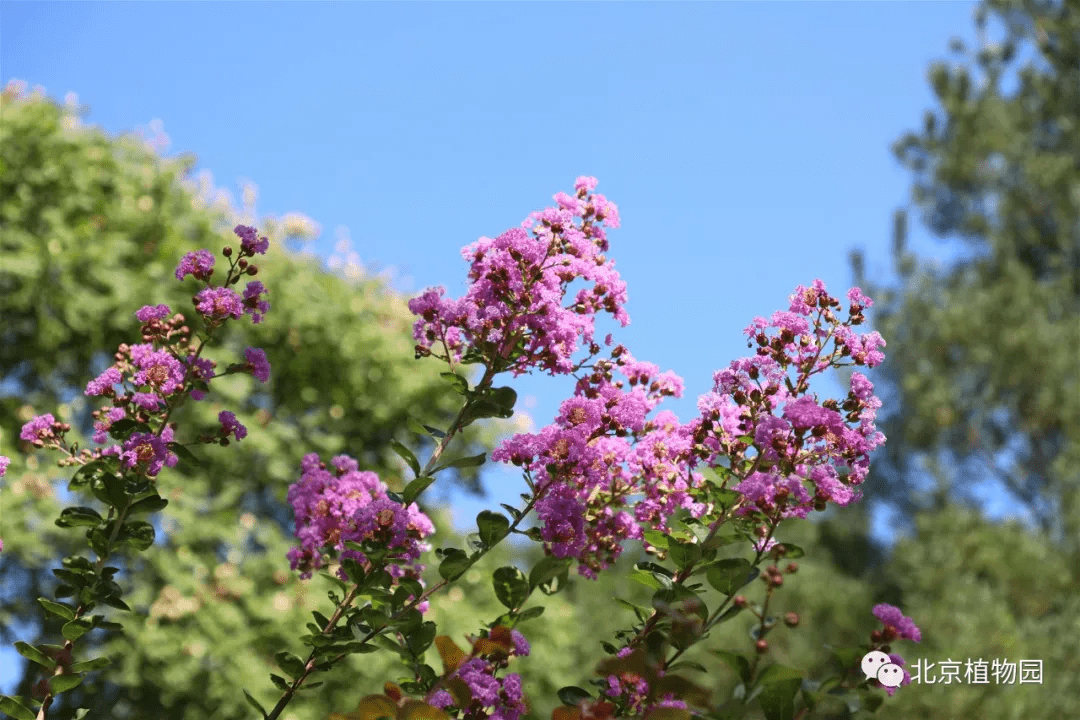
(2, 0, 1004, 693)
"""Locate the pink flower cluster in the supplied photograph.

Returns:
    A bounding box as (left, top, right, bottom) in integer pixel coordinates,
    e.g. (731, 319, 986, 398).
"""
(428, 630, 531, 720)
(286, 453, 436, 586)
(493, 279, 887, 578)
(408, 177, 628, 376)
(870, 603, 922, 695)
(19, 226, 274, 479)
(603, 647, 687, 717)
(0, 455, 8, 552)
(493, 347, 690, 578)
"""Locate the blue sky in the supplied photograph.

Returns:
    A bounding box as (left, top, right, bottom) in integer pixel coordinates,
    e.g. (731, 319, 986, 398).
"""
(4, 2, 1010, 687)
(4, 1, 992, 542)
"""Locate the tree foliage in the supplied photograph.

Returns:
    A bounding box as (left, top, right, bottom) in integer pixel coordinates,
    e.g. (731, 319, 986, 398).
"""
(850, 0, 1079, 549)
(0, 83, 511, 718)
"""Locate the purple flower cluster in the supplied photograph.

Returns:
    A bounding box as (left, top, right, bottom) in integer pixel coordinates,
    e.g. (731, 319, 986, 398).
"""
(873, 603, 922, 643)
(409, 177, 628, 376)
(285, 453, 435, 584)
(0, 455, 8, 552)
(870, 604, 921, 695)
(491, 277, 887, 578)
(428, 629, 531, 720)
(102, 425, 179, 477)
(494, 346, 688, 578)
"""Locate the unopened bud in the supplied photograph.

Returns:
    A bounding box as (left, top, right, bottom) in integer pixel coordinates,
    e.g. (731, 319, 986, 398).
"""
(755, 639, 769, 654)
(784, 612, 800, 627)
(733, 595, 748, 608)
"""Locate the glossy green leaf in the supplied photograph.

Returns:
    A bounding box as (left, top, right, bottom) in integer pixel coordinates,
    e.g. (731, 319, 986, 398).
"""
(55, 506, 104, 528)
(243, 688, 270, 719)
(49, 674, 84, 694)
(37, 598, 75, 621)
(61, 618, 93, 641)
(528, 556, 571, 592)
(274, 651, 306, 679)
(14, 642, 55, 670)
(402, 475, 435, 505)
(438, 549, 473, 581)
(477, 510, 510, 547)
(390, 440, 422, 478)
(491, 566, 529, 610)
(557, 686, 592, 706)
(706, 558, 756, 595)
(0, 696, 36, 720)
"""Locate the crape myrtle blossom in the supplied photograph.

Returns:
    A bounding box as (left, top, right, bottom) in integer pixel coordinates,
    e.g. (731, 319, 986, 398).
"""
(493, 347, 691, 578)
(18, 228, 274, 487)
(600, 646, 688, 718)
(493, 279, 887, 577)
(426, 627, 532, 720)
(409, 177, 629, 377)
(286, 453, 435, 611)
(102, 425, 179, 478)
(0, 455, 8, 552)
(869, 604, 922, 696)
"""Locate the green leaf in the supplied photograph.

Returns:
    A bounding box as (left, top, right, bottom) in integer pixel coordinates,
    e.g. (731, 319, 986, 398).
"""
(477, 510, 510, 547)
(0, 696, 37, 720)
(668, 540, 702, 571)
(643, 530, 669, 549)
(557, 686, 593, 706)
(438, 549, 473, 581)
(715, 650, 753, 684)
(14, 642, 56, 669)
(69, 657, 111, 673)
(628, 567, 668, 591)
(636, 561, 674, 578)
(402, 475, 436, 505)
(167, 441, 208, 469)
(269, 673, 290, 691)
(407, 621, 438, 656)
(243, 688, 269, 719)
(440, 372, 469, 395)
(37, 598, 76, 621)
(706, 558, 756, 595)
(274, 651, 306, 679)
(407, 415, 445, 438)
(434, 452, 487, 473)
(528, 556, 572, 592)
(55, 507, 104, 528)
(515, 606, 545, 624)
(390, 440, 422, 478)
(116, 520, 155, 551)
(49, 674, 84, 694)
(756, 664, 803, 720)
(127, 494, 169, 516)
(488, 386, 518, 413)
(491, 566, 529, 610)
(772, 543, 805, 559)
(61, 618, 93, 642)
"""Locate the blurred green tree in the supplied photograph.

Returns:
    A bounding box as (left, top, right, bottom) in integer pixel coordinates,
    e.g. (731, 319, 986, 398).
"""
(849, 0, 1079, 550)
(0, 82, 513, 719)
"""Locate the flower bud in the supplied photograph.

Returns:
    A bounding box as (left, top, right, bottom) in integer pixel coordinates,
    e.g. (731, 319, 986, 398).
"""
(786, 562, 798, 574)
(734, 595, 748, 608)
(784, 612, 800, 627)
(755, 639, 769, 654)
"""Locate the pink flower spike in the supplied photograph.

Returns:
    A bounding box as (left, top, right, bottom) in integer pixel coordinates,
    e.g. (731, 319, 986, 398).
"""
(175, 249, 215, 281)
(135, 304, 171, 322)
(244, 347, 271, 383)
(218, 411, 248, 441)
